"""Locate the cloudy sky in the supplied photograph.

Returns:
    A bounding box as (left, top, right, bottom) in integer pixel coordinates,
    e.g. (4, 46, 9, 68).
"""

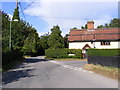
(1, 0, 119, 36)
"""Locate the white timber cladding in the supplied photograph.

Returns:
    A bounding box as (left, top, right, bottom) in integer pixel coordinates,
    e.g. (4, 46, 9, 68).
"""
(69, 41, 120, 49)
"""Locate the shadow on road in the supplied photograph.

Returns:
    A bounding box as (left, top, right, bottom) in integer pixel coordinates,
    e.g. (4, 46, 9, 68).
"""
(2, 58, 49, 85)
(25, 58, 49, 63)
(2, 68, 35, 84)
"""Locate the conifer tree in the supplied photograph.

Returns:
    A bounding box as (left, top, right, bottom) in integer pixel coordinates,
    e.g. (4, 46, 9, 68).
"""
(12, 6, 20, 21)
(48, 25, 64, 49)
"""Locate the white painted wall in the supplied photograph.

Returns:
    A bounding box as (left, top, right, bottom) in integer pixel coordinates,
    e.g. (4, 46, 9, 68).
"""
(69, 41, 120, 49)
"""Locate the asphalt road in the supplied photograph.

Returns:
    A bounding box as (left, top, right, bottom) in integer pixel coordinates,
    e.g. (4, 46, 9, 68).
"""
(2, 56, 118, 88)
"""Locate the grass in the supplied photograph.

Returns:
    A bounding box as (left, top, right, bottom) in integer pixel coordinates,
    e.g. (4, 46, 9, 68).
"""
(83, 64, 119, 80)
(55, 58, 87, 61)
(23, 55, 31, 58)
(46, 57, 87, 61)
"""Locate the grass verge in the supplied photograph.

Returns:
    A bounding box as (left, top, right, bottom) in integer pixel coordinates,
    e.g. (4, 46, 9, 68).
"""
(46, 57, 87, 61)
(83, 64, 119, 81)
(55, 58, 87, 61)
(23, 55, 31, 58)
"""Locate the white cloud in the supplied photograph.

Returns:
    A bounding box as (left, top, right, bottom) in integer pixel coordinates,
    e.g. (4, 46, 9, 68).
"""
(8, 14, 13, 20)
(24, 1, 117, 36)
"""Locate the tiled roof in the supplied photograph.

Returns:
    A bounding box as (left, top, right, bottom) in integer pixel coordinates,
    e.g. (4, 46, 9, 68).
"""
(68, 28, 120, 41)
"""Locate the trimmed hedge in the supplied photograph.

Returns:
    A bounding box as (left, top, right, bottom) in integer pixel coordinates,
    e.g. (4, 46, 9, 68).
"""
(87, 49, 120, 56)
(45, 48, 82, 59)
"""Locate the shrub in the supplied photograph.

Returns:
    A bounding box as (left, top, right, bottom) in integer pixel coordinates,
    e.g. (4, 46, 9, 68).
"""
(87, 49, 120, 56)
(2, 50, 23, 66)
(45, 48, 82, 59)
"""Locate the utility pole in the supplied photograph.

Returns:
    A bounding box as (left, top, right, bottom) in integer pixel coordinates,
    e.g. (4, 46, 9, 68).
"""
(16, 0, 18, 8)
(9, 0, 19, 51)
(9, 21, 12, 51)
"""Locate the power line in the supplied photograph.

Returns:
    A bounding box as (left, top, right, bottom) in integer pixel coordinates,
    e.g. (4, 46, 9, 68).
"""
(34, 15, 90, 20)
(19, 2, 26, 21)
(19, 0, 23, 3)
(20, 0, 36, 13)
(18, 0, 90, 20)
(44, 16, 89, 20)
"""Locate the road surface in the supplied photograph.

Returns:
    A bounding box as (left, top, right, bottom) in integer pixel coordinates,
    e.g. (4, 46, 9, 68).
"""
(2, 56, 118, 88)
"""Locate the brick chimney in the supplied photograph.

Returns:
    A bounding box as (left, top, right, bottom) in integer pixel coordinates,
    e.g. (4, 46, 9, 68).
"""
(87, 21, 94, 30)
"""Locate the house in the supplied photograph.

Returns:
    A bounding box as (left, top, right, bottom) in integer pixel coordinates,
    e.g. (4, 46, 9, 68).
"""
(68, 21, 120, 58)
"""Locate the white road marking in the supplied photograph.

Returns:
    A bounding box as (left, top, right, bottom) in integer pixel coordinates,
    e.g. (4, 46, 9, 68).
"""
(89, 71, 93, 73)
(49, 60, 93, 74)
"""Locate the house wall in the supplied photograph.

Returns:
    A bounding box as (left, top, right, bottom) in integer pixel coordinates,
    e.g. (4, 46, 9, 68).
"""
(69, 41, 120, 49)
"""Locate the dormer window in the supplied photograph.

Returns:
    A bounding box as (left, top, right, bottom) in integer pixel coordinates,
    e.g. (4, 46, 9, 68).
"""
(101, 41, 110, 45)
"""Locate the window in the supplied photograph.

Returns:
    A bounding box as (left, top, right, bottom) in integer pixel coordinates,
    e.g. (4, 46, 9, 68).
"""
(101, 41, 110, 45)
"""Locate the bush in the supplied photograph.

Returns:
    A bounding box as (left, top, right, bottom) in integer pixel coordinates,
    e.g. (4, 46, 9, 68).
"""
(45, 48, 82, 59)
(87, 49, 120, 56)
(2, 50, 23, 66)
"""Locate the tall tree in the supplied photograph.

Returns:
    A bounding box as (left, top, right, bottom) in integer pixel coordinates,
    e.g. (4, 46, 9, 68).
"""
(64, 34, 69, 48)
(48, 25, 64, 49)
(97, 18, 120, 28)
(81, 24, 87, 29)
(105, 23, 109, 28)
(72, 27, 78, 29)
(97, 25, 104, 28)
(12, 5, 20, 21)
(39, 33, 50, 55)
(109, 18, 120, 27)
(40, 33, 49, 50)
(2, 11, 10, 51)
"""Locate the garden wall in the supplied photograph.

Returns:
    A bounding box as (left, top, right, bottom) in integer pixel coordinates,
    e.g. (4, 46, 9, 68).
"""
(88, 56, 120, 67)
(87, 49, 120, 67)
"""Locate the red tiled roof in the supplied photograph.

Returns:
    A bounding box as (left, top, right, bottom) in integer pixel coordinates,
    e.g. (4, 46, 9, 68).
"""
(68, 28, 120, 42)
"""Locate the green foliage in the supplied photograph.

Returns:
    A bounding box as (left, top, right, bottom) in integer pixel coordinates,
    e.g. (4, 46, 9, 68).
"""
(81, 24, 87, 29)
(64, 34, 69, 48)
(81, 26, 84, 29)
(72, 27, 78, 29)
(109, 18, 120, 27)
(48, 25, 64, 49)
(69, 49, 82, 58)
(2, 9, 42, 66)
(97, 25, 104, 28)
(105, 23, 109, 28)
(97, 18, 120, 28)
(12, 7, 20, 21)
(2, 11, 10, 51)
(87, 49, 120, 56)
(39, 33, 50, 55)
(45, 49, 82, 59)
(45, 49, 69, 58)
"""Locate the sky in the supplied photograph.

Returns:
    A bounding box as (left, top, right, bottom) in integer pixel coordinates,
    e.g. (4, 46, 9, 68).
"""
(1, 0, 119, 36)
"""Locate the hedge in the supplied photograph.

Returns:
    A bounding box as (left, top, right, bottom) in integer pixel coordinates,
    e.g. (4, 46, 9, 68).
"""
(2, 50, 23, 66)
(87, 49, 120, 56)
(45, 48, 82, 59)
